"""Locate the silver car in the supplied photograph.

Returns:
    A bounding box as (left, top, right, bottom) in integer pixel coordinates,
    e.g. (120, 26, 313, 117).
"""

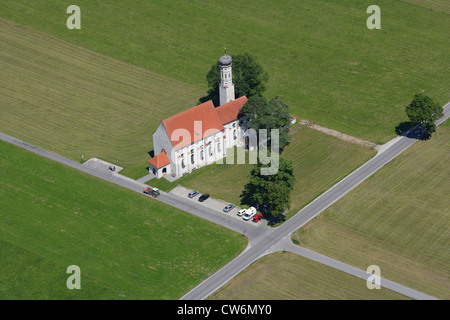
(188, 190, 199, 198)
(223, 204, 235, 213)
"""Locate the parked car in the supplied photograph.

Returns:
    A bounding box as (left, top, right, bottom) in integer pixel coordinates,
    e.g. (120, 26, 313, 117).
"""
(237, 209, 246, 216)
(223, 204, 235, 213)
(188, 190, 199, 198)
(143, 187, 160, 198)
(252, 213, 263, 223)
(198, 194, 210, 202)
(242, 207, 257, 221)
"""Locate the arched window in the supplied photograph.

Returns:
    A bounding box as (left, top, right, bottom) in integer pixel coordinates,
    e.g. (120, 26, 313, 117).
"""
(217, 141, 221, 153)
(200, 150, 204, 160)
(209, 146, 213, 157)
(181, 159, 185, 169)
(191, 154, 194, 165)
(233, 130, 237, 140)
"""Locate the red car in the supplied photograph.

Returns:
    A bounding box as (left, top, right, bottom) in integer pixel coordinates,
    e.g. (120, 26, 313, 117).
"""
(252, 213, 263, 223)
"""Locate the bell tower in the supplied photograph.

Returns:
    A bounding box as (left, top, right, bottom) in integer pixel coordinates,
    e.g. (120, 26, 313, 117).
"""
(219, 49, 235, 106)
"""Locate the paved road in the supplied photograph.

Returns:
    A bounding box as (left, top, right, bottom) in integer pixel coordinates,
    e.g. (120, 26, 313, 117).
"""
(275, 236, 438, 300)
(181, 103, 449, 300)
(1, 103, 448, 300)
(0, 131, 266, 241)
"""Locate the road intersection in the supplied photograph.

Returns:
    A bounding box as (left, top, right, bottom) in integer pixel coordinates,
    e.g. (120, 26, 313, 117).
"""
(181, 103, 449, 300)
(1, 103, 448, 300)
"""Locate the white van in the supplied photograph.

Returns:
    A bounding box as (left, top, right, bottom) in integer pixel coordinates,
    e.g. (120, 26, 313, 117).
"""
(242, 207, 257, 221)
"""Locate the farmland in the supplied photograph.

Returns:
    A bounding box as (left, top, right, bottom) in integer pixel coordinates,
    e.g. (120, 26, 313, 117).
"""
(293, 125, 450, 299)
(209, 252, 409, 300)
(1, 0, 449, 145)
(0, 0, 448, 301)
(0, 140, 246, 299)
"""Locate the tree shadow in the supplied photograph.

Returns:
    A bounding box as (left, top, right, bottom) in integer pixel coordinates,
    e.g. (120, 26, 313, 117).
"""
(239, 181, 256, 207)
(267, 215, 285, 227)
(395, 121, 415, 136)
(395, 122, 431, 140)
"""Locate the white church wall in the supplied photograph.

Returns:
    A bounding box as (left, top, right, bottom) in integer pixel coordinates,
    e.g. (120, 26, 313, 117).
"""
(153, 123, 173, 159)
(151, 52, 249, 179)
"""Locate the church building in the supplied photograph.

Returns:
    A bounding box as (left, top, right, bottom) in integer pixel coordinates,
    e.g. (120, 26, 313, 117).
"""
(148, 51, 249, 179)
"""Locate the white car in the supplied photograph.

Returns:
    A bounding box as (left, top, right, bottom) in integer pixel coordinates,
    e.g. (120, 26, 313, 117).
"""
(237, 209, 246, 217)
(242, 207, 257, 221)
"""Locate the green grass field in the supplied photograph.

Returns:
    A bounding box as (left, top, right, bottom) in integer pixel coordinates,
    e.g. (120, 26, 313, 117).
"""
(402, 0, 450, 13)
(1, 0, 448, 300)
(0, 18, 204, 179)
(294, 126, 450, 299)
(0, 140, 247, 299)
(1, 0, 449, 145)
(209, 251, 409, 300)
(152, 124, 375, 221)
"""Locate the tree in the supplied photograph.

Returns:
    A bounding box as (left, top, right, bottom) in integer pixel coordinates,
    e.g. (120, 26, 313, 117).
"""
(200, 52, 268, 105)
(240, 95, 291, 152)
(240, 158, 295, 219)
(405, 93, 443, 138)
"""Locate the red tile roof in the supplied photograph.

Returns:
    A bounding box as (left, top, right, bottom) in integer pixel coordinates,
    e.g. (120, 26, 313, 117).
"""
(162, 100, 225, 150)
(216, 96, 248, 125)
(148, 151, 170, 169)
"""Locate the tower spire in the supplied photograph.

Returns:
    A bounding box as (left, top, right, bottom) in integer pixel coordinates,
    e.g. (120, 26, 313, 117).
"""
(219, 49, 235, 106)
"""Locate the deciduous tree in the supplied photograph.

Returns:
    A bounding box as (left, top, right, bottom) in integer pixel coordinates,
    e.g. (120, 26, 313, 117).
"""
(405, 93, 443, 138)
(240, 95, 291, 152)
(200, 52, 268, 105)
(240, 158, 295, 219)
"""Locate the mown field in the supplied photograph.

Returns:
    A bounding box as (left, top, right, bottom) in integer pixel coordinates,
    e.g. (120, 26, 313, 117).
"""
(1, 0, 449, 145)
(209, 252, 409, 300)
(1, 0, 448, 300)
(0, 18, 203, 179)
(152, 124, 376, 221)
(294, 126, 450, 299)
(402, 0, 450, 13)
(0, 14, 376, 220)
(0, 140, 247, 299)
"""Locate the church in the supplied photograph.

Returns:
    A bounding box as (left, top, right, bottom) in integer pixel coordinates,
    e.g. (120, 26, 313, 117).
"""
(148, 51, 249, 179)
